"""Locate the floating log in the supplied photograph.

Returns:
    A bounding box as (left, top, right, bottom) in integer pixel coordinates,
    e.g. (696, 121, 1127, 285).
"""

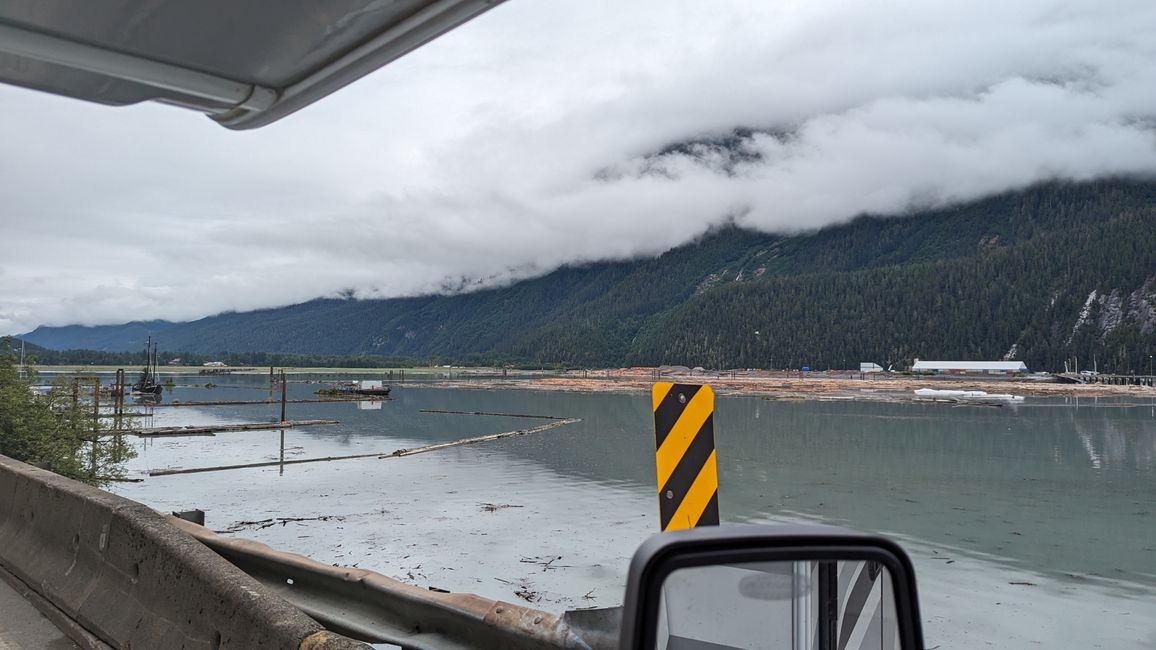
(418, 409, 567, 420)
(388, 419, 580, 457)
(150, 451, 386, 476)
(148, 418, 581, 476)
(156, 397, 386, 407)
(123, 419, 338, 437)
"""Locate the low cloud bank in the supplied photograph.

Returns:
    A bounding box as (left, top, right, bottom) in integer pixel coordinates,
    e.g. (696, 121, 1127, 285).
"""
(2, 0, 1154, 334)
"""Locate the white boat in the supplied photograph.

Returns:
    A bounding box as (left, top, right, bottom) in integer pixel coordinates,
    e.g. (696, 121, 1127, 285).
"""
(913, 388, 1024, 404)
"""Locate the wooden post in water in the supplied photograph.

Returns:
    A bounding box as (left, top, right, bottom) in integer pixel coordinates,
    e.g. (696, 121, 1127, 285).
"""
(71, 378, 79, 432)
(90, 378, 100, 478)
(112, 370, 124, 463)
(114, 369, 125, 430)
(280, 370, 287, 423)
(92, 377, 100, 428)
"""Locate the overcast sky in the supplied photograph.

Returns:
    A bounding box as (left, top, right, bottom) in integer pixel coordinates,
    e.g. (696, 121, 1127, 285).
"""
(2, 0, 1155, 335)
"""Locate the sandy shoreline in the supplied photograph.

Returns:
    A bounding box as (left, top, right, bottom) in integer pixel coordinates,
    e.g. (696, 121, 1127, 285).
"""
(37, 365, 1154, 401)
(423, 369, 1156, 401)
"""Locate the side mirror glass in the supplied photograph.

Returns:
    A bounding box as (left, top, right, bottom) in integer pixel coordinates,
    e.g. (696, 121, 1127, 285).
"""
(620, 525, 925, 650)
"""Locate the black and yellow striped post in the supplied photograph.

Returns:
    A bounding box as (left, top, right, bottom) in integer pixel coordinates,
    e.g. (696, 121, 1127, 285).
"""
(652, 382, 719, 531)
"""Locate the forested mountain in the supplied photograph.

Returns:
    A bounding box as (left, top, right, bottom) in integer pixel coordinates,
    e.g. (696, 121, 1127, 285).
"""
(22, 179, 1156, 373)
(0, 337, 46, 357)
(630, 208, 1156, 373)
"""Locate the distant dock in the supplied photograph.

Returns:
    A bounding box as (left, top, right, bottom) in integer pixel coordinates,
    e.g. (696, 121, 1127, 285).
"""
(1056, 373, 1155, 387)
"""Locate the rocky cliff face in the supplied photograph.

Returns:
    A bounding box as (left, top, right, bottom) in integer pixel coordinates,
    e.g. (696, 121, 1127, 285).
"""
(1093, 280, 1156, 338)
(1125, 279, 1156, 336)
(1069, 279, 1156, 344)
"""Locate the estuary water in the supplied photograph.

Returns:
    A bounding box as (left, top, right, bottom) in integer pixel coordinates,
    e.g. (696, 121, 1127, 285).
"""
(108, 375, 1156, 648)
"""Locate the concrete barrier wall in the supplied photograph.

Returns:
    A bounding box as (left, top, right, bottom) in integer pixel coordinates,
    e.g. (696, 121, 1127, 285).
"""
(0, 454, 366, 649)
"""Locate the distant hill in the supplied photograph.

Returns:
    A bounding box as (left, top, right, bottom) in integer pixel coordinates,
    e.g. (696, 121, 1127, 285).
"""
(22, 179, 1156, 373)
(0, 337, 47, 356)
(17, 321, 176, 354)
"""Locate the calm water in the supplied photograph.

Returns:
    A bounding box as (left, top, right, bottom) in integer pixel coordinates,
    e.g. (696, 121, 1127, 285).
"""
(106, 375, 1156, 648)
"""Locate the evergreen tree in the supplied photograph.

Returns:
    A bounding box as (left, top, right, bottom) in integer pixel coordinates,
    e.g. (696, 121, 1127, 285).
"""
(0, 337, 135, 485)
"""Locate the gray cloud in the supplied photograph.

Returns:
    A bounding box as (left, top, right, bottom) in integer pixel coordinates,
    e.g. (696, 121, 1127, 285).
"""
(2, 0, 1155, 334)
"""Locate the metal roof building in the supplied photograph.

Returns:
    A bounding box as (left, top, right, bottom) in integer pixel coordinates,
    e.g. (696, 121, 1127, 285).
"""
(911, 359, 1028, 374)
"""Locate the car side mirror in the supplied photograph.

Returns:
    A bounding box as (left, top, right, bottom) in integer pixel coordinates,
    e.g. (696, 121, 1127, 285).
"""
(620, 524, 925, 650)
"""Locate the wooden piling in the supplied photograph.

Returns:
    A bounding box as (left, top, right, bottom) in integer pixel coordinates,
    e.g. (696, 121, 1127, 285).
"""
(280, 370, 287, 422)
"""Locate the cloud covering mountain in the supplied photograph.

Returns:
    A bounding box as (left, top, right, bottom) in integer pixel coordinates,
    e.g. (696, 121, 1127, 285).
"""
(2, 0, 1154, 335)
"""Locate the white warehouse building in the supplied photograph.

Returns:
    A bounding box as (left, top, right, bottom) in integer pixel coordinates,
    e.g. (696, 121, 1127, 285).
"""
(911, 359, 1028, 375)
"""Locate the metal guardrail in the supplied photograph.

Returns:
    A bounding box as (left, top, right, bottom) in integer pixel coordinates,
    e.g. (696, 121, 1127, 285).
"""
(169, 517, 618, 650)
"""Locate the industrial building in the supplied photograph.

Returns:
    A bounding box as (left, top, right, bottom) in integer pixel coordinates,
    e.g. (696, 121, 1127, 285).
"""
(911, 359, 1028, 375)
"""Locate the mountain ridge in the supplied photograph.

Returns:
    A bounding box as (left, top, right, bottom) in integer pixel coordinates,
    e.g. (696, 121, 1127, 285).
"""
(22, 178, 1156, 373)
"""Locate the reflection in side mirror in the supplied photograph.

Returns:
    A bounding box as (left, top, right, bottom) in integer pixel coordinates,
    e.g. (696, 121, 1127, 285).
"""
(657, 560, 898, 650)
(621, 525, 924, 650)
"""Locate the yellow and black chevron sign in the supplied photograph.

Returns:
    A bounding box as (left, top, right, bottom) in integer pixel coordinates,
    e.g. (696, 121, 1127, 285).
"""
(652, 382, 719, 531)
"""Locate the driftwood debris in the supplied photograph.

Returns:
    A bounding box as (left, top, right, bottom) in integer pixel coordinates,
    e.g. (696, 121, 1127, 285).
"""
(519, 555, 571, 572)
(492, 577, 542, 602)
(217, 515, 345, 533)
(480, 503, 524, 512)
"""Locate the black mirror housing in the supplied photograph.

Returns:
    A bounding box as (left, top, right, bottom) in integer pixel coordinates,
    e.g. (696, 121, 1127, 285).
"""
(620, 524, 925, 650)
